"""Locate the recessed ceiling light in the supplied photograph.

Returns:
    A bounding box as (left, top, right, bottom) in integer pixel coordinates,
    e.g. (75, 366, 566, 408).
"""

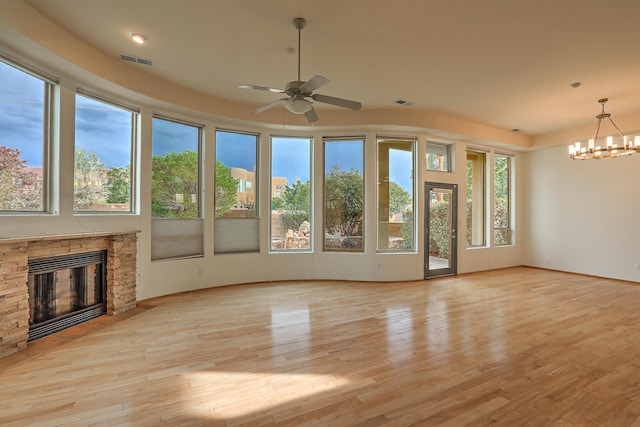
(130, 32, 147, 44)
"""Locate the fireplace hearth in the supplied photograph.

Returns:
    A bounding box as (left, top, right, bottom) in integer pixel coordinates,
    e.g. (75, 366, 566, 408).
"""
(27, 251, 107, 342)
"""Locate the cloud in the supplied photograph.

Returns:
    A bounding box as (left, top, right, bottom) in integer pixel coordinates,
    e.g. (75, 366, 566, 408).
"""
(152, 117, 199, 155)
(216, 130, 257, 171)
(0, 100, 45, 166)
(76, 96, 133, 168)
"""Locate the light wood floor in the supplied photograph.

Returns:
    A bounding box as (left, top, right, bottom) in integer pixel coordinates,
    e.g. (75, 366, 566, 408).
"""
(2, 267, 640, 426)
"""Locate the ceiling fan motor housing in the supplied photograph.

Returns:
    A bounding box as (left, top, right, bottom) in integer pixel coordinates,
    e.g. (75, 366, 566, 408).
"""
(285, 80, 309, 97)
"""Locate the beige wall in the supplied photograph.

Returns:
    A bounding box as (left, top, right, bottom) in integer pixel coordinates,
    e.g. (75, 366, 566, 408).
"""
(523, 145, 640, 282)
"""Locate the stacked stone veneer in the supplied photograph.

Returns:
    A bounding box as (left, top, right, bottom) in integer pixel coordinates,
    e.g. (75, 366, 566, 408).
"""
(0, 232, 138, 358)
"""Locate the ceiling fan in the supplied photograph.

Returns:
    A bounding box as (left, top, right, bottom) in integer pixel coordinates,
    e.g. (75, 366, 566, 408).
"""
(240, 17, 362, 123)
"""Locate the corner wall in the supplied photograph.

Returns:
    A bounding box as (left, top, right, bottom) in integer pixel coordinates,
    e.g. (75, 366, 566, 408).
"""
(523, 145, 640, 282)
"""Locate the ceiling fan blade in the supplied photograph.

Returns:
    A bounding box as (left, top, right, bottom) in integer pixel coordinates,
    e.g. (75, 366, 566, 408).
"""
(300, 75, 330, 93)
(311, 93, 362, 110)
(249, 98, 288, 114)
(304, 108, 319, 123)
(240, 84, 285, 94)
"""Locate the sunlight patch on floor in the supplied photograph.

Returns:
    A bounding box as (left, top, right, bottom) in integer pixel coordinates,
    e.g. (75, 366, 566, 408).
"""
(183, 371, 351, 419)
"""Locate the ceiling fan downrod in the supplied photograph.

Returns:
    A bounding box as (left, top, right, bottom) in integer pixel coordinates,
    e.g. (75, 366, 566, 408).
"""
(293, 17, 306, 82)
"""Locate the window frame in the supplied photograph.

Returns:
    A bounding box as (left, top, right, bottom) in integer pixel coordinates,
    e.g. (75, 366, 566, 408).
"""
(269, 134, 313, 252)
(151, 114, 204, 219)
(426, 141, 452, 172)
(493, 153, 513, 246)
(0, 50, 58, 214)
(214, 128, 259, 219)
(376, 136, 416, 253)
(150, 114, 205, 261)
(214, 128, 260, 255)
(73, 88, 139, 214)
(322, 136, 365, 252)
(466, 148, 488, 248)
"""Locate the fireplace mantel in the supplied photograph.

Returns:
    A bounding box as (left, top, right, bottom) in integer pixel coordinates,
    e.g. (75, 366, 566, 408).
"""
(0, 230, 140, 244)
(0, 231, 139, 358)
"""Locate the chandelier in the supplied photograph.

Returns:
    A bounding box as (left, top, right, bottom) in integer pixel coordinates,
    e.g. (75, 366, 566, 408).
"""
(569, 98, 640, 160)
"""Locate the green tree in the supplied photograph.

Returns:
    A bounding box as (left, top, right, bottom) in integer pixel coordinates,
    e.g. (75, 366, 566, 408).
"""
(0, 146, 42, 210)
(388, 181, 413, 249)
(428, 199, 450, 257)
(215, 160, 238, 217)
(466, 158, 473, 245)
(401, 210, 414, 250)
(106, 166, 130, 204)
(324, 166, 363, 237)
(494, 156, 510, 244)
(74, 148, 107, 209)
(426, 152, 447, 171)
(388, 181, 411, 217)
(273, 179, 310, 231)
(151, 150, 199, 218)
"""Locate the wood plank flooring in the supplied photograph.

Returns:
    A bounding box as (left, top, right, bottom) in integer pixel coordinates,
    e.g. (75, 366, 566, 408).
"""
(2, 267, 640, 426)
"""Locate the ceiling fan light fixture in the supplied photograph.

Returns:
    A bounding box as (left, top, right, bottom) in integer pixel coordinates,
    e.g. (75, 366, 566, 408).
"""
(285, 98, 313, 114)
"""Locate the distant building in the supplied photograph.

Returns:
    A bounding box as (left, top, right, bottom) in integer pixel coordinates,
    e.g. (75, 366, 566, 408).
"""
(228, 167, 287, 210)
(229, 167, 255, 210)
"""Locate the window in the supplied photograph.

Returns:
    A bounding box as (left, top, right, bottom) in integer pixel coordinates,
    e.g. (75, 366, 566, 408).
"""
(151, 117, 201, 218)
(74, 90, 137, 212)
(494, 154, 513, 245)
(214, 129, 259, 254)
(215, 130, 258, 218)
(426, 142, 451, 172)
(151, 116, 203, 260)
(466, 149, 486, 247)
(377, 137, 415, 251)
(270, 136, 312, 251)
(0, 53, 56, 212)
(323, 137, 364, 251)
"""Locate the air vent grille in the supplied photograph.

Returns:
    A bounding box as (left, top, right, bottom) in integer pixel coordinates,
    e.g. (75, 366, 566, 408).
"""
(394, 99, 414, 107)
(120, 54, 154, 66)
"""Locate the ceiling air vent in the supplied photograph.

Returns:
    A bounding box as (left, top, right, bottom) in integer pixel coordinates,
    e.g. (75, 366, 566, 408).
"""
(120, 54, 154, 66)
(394, 99, 414, 107)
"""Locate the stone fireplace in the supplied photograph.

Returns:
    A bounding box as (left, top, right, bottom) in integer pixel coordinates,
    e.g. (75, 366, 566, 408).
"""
(0, 231, 138, 358)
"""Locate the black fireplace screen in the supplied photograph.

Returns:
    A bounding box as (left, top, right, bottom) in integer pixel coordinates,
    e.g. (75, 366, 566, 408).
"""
(27, 251, 107, 341)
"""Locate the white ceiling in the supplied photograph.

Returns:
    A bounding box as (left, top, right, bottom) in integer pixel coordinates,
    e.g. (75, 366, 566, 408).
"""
(22, 0, 640, 136)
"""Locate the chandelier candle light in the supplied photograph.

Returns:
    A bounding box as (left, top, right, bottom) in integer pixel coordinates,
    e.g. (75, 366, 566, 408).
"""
(569, 98, 640, 160)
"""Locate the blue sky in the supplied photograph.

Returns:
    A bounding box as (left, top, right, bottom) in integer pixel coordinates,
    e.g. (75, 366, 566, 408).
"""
(216, 130, 256, 171)
(152, 117, 199, 156)
(77, 95, 132, 168)
(325, 139, 363, 174)
(0, 60, 44, 166)
(1, 61, 413, 192)
(271, 136, 311, 183)
(389, 149, 413, 191)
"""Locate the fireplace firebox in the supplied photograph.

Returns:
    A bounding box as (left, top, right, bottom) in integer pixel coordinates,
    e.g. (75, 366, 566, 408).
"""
(27, 251, 107, 342)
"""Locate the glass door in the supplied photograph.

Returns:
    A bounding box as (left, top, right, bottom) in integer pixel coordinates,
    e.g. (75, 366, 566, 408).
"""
(425, 182, 457, 278)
